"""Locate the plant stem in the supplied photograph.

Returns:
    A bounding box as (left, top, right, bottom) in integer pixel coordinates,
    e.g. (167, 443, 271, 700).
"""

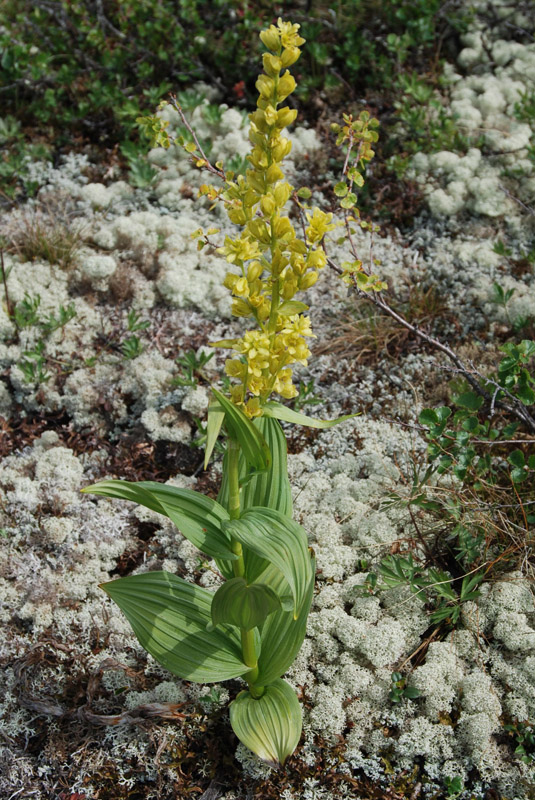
(226, 438, 263, 695)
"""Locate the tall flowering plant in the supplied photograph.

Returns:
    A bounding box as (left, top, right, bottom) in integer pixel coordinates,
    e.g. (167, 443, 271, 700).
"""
(83, 19, 354, 765)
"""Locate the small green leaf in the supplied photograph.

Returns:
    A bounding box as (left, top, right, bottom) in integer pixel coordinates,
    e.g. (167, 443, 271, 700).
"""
(211, 577, 281, 630)
(419, 408, 438, 426)
(334, 181, 348, 197)
(263, 401, 358, 429)
(403, 686, 421, 699)
(101, 572, 247, 682)
(340, 192, 357, 209)
(212, 389, 271, 472)
(230, 678, 302, 765)
(297, 187, 311, 199)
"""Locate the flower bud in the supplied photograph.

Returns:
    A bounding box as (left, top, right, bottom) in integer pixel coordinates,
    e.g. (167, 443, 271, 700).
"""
(272, 137, 292, 161)
(274, 181, 292, 207)
(276, 71, 296, 102)
(264, 104, 278, 126)
(300, 271, 318, 289)
(281, 46, 301, 68)
(260, 26, 280, 52)
(276, 107, 298, 128)
(266, 163, 284, 183)
(232, 299, 252, 317)
(263, 53, 282, 77)
(256, 74, 275, 99)
(247, 261, 264, 282)
(260, 195, 276, 216)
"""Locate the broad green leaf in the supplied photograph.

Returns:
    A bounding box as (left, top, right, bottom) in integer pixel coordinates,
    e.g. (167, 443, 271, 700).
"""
(211, 577, 281, 631)
(419, 408, 438, 426)
(83, 480, 236, 561)
(454, 392, 484, 411)
(212, 389, 271, 472)
(204, 402, 225, 469)
(101, 571, 247, 682)
(263, 401, 358, 429)
(223, 507, 312, 618)
(216, 417, 292, 581)
(255, 559, 314, 685)
(230, 678, 302, 765)
(508, 449, 525, 469)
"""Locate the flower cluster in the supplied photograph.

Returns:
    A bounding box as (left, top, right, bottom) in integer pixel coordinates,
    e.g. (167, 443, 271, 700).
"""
(215, 18, 334, 416)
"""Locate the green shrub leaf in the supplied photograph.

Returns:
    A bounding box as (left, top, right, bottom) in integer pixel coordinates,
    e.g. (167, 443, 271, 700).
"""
(230, 678, 302, 765)
(101, 571, 247, 682)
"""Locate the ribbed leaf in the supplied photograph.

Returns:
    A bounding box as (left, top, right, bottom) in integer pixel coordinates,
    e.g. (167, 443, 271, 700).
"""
(83, 480, 236, 561)
(263, 401, 358, 428)
(212, 389, 271, 472)
(204, 402, 225, 468)
(223, 507, 312, 618)
(230, 678, 302, 765)
(255, 557, 315, 685)
(216, 417, 292, 581)
(101, 571, 248, 682)
(211, 577, 281, 631)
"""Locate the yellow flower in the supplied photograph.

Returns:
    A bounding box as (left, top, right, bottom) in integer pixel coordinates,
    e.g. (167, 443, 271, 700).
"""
(305, 209, 336, 244)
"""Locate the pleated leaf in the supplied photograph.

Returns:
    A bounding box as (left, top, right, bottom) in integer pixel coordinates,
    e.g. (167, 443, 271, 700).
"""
(255, 557, 315, 686)
(263, 400, 359, 428)
(83, 479, 236, 561)
(223, 507, 312, 618)
(211, 577, 281, 631)
(204, 402, 225, 468)
(216, 417, 292, 581)
(212, 389, 271, 472)
(230, 678, 302, 765)
(101, 571, 248, 682)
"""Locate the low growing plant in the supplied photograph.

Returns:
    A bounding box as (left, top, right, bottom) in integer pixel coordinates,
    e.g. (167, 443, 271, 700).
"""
(83, 19, 355, 766)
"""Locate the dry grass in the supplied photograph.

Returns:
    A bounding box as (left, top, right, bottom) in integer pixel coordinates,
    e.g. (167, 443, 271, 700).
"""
(2, 192, 85, 269)
(317, 285, 449, 364)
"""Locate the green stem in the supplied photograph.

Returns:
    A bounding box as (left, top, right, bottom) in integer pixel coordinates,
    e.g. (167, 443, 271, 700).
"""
(226, 437, 262, 695)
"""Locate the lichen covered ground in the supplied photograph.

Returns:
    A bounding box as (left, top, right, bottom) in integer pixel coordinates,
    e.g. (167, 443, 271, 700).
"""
(1, 1, 535, 798)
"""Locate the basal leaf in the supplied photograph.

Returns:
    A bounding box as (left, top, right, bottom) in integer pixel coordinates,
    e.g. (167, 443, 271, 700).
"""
(230, 678, 302, 765)
(83, 479, 236, 561)
(101, 571, 247, 682)
(263, 401, 358, 429)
